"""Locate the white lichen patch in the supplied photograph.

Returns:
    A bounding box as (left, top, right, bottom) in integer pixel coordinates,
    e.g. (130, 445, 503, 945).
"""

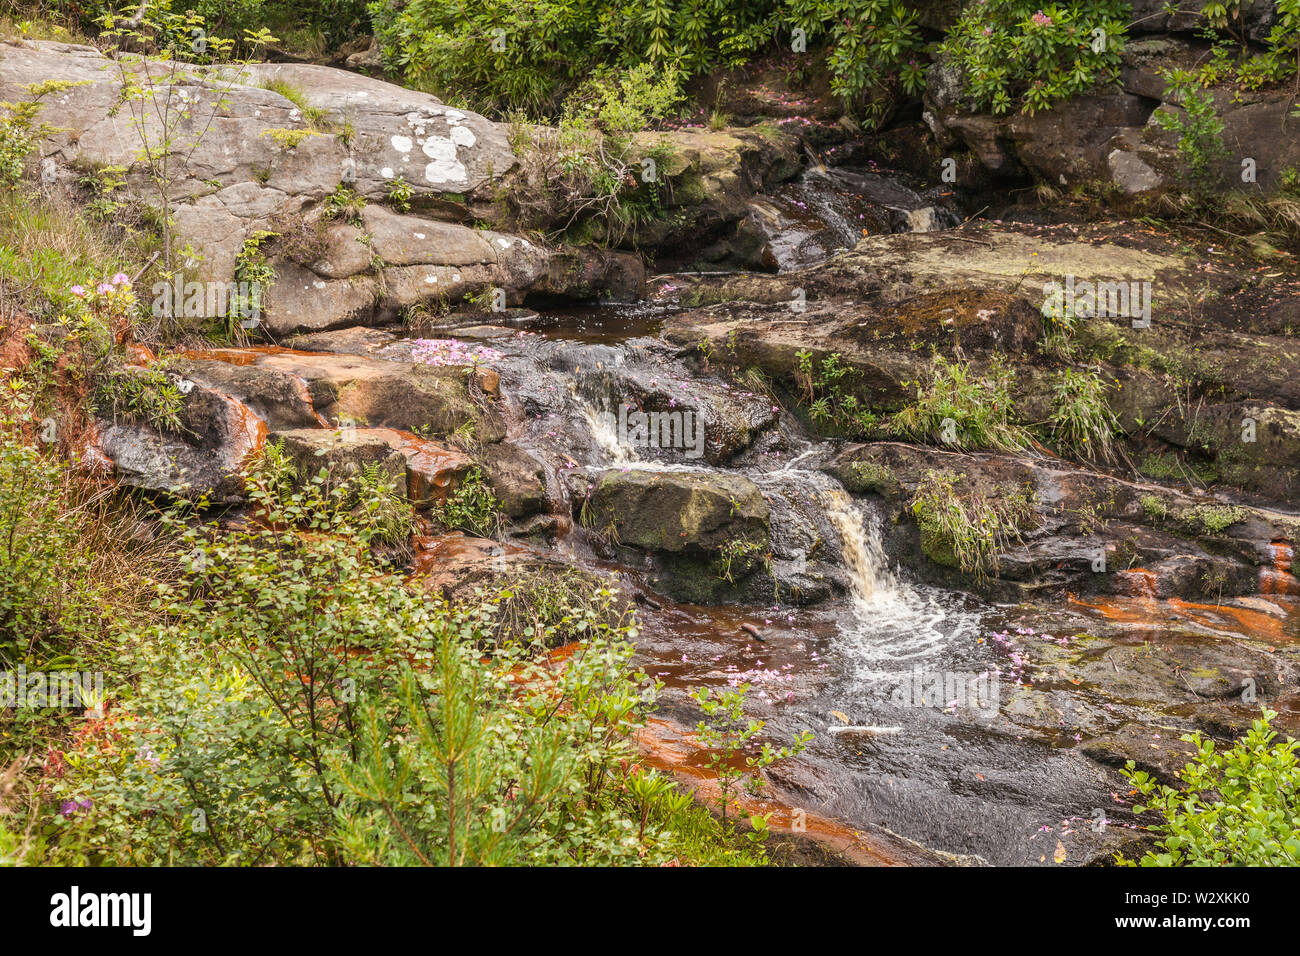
(449, 125, 476, 148)
(390, 134, 414, 155)
(422, 136, 467, 185)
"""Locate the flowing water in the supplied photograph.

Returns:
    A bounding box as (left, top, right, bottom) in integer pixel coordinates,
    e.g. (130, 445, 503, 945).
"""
(372, 165, 1298, 865)
(383, 296, 1129, 865)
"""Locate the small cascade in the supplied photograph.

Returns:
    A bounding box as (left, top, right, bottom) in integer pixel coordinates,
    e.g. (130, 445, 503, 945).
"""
(570, 383, 633, 464)
(818, 485, 976, 671)
(823, 487, 898, 603)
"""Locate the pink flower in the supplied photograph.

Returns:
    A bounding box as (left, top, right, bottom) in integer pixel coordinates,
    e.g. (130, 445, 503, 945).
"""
(96, 283, 112, 295)
(70, 285, 86, 297)
(111, 272, 130, 286)
(1031, 10, 1052, 26)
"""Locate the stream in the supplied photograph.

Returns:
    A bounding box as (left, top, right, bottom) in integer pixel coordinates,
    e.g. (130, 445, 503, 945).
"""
(371, 293, 1134, 865)
(192, 161, 1300, 866)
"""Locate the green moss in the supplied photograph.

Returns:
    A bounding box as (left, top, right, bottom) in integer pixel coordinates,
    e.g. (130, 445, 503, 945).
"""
(1185, 504, 1247, 536)
(1140, 494, 1168, 522)
(845, 459, 898, 497)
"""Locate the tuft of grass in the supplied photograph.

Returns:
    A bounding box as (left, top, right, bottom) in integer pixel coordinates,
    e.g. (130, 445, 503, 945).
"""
(0, 192, 154, 319)
(259, 79, 329, 129)
(909, 470, 1035, 581)
(1043, 366, 1121, 463)
(891, 355, 1029, 451)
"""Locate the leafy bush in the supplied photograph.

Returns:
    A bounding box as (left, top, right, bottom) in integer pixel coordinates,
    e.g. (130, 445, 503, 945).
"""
(939, 1, 1127, 115)
(436, 467, 500, 537)
(0, 80, 85, 189)
(0, 428, 100, 664)
(890, 355, 1029, 451)
(503, 67, 681, 239)
(795, 349, 879, 438)
(1157, 69, 1229, 195)
(784, 0, 926, 117)
(1044, 366, 1120, 462)
(370, 0, 773, 116)
(42, 456, 772, 866)
(691, 684, 812, 824)
(1120, 710, 1300, 866)
(910, 469, 1035, 579)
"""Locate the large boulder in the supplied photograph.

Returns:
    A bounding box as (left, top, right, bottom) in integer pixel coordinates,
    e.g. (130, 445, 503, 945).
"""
(174, 348, 507, 442)
(271, 426, 473, 504)
(577, 468, 770, 601)
(95, 371, 266, 502)
(0, 40, 645, 335)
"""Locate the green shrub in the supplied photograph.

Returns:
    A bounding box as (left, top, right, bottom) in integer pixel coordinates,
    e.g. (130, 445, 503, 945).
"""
(891, 355, 1029, 451)
(784, 0, 926, 117)
(795, 349, 879, 438)
(691, 684, 812, 825)
(1156, 69, 1229, 196)
(0, 410, 164, 666)
(42, 458, 770, 866)
(369, 0, 774, 116)
(1044, 366, 1121, 462)
(0, 428, 98, 664)
(1120, 710, 1300, 866)
(436, 467, 500, 537)
(503, 68, 681, 239)
(939, 0, 1127, 115)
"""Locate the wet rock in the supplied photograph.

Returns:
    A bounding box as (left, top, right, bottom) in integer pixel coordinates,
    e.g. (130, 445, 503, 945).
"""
(826, 441, 1297, 601)
(577, 468, 770, 602)
(1080, 635, 1283, 708)
(475, 443, 548, 518)
(665, 288, 1043, 418)
(1079, 723, 1201, 786)
(582, 468, 768, 553)
(284, 327, 398, 355)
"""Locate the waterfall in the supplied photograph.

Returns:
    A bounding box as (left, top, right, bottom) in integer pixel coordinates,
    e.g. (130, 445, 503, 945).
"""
(570, 383, 633, 464)
(823, 487, 898, 603)
(819, 485, 973, 671)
